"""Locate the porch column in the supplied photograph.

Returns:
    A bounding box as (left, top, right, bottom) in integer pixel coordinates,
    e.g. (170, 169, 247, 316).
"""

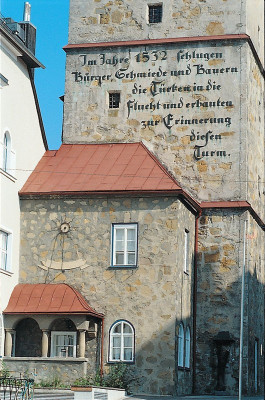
(79, 329, 86, 358)
(41, 329, 49, 357)
(4, 329, 14, 357)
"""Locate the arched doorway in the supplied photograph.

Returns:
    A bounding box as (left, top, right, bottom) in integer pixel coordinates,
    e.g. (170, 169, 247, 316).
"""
(15, 318, 42, 357)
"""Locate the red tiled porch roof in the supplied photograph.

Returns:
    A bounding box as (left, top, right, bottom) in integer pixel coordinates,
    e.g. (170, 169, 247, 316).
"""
(19, 142, 182, 196)
(4, 284, 103, 318)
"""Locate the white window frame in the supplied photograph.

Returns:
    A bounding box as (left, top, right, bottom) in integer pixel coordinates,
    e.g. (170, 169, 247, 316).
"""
(51, 331, 77, 358)
(184, 229, 190, 274)
(178, 323, 184, 368)
(2, 132, 11, 172)
(111, 224, 138, 267)
(109, 320, 134, 362)
(1, 131, 16, 178)
(0, 229, 12, 272)
(184, 326, 191, 368)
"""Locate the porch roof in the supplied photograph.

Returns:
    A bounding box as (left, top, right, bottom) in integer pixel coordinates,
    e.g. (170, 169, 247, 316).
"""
(4, 284, 103, 318)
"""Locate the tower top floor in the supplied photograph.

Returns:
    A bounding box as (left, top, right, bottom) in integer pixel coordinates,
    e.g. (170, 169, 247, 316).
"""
(69, 0, 264, 63)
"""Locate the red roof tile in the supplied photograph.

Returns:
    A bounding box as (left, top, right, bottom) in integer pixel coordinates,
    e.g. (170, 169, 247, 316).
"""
(4, 284, 103, 317)
(19, 143, 181, 195)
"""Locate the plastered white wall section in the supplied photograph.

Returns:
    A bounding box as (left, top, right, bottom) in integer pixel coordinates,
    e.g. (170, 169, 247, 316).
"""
(0, 36, 46, 355)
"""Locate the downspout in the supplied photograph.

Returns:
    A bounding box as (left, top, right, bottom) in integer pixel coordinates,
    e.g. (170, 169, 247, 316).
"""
(192, 209, 201, 394)
(100, 318, 104, 378)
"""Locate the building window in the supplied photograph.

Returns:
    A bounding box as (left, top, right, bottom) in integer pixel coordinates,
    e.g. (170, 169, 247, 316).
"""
(51, 331, 77, 357)
(178, 323, 184, 367)
(0, 230, 10, 271)
(2, 132, 11, 172)
(184, 229, 189, 274)
(148, 4, 163, 23)
(109, 320, 134, 362)
(112, 224, 138, 267)
(185, 327, 191, 368)
(109, 92, 120, 109)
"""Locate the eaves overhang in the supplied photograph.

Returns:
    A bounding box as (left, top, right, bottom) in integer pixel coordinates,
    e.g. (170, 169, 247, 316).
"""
(0, 23, 45, 69)
(201, 201, 265, 231)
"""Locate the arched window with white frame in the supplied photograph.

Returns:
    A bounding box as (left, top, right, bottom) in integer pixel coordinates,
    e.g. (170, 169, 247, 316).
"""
(2, 132, 11, 172)
(109, 320, 134, 362)
(185, 326, 191, 368)
(178, 322, 184, 367)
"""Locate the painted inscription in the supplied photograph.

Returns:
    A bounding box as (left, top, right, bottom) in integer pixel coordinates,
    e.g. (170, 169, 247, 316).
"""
(71, 47, 238, 160)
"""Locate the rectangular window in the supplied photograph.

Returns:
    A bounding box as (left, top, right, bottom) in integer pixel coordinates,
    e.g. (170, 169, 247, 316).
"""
(0, 230, 9, 271)
(148, 4, 163, 23)
(109, 92, 120, 109)
(51, 331, 77, 358)
(112, 224, 138, 267)
(184, 229, 189, 274)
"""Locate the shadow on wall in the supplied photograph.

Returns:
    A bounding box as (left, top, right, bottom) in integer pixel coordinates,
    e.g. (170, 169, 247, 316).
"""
(196, 269, 264, 396)
(125, 316, 193, 396)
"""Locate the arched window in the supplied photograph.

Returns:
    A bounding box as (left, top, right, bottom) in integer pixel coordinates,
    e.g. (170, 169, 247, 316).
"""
(178, 323, 184, 367)
(109, 320, 134, 362)
(185, 326, 191, 368)
(2, 132, 11, 172)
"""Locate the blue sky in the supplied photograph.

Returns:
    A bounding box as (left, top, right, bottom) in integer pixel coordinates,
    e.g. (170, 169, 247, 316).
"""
(1, 0, 70, 149)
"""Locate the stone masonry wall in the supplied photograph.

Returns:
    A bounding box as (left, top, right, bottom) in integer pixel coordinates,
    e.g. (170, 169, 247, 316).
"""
(4, 358, 87, 385)
(196, 210, 265, 395)
(19, 195, 195, 395)
(63, 41, 248, 203)
(68, 0, 245, 45)
(246, 48, 265, 220)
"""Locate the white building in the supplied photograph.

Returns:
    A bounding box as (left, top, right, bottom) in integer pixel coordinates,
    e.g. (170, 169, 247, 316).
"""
(0, 5, 47, 357)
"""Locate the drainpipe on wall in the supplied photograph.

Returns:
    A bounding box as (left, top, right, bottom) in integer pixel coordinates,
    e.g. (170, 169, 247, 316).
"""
(100, 318, 104, 378)
(239, 219, 248, 400)
(192, 210, 201, 394)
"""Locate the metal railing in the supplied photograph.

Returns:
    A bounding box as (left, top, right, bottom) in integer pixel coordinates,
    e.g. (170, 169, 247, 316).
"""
(0, 377, 34, 400)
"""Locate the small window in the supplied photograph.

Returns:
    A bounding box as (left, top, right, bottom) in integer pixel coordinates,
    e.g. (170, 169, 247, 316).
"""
(0, 230, 10, 271)
(185, 327, 191, 368)
(109, 92, 120, 109)
(178, 323, 184, 367)
(148, 4, 163, 23)
(109, 320, 134, 362)
(51, 331, 77, 357)
(2, 132, 10, 172)
(112, 224, 138, 267)
(184, 229, 189, 274)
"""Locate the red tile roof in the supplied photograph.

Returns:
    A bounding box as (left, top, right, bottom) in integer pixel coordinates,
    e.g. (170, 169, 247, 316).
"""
(20, 142, 181, 195)
(4, 284, 103, 318)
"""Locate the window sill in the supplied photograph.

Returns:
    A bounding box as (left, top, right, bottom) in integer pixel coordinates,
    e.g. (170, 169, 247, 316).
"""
(0, 268, 13, 276)
(0, 168, 16, 182)
(109, 265, 138, 270)
(4, 356, 87, 362)
(107, 360, 135, 365)
(178, 366, 191, 371)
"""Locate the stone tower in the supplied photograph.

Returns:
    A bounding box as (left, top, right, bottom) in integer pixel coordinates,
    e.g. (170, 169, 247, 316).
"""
(63, 0, 265, 395)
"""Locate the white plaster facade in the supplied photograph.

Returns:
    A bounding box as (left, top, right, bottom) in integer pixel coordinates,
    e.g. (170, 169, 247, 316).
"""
(0, 17, 47, 357)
